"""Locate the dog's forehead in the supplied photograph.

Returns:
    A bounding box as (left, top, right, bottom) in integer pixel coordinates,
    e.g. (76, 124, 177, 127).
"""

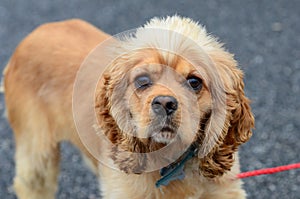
(173, 58, 196, 77)
(131, 53, 197, 78)
(129, 56, 163, 78)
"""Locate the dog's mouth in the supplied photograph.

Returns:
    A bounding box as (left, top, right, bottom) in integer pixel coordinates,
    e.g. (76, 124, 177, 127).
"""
(147, 115, 180, 144)
(150, 126, 177, 144)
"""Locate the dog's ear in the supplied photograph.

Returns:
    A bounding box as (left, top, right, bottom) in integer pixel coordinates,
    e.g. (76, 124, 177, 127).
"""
(226, 71, 254, 145)
(199, 50, 254, 178)
(95, 72, 120, 143)
(95, 56, 149, 174)
(95, 55, 133, 143)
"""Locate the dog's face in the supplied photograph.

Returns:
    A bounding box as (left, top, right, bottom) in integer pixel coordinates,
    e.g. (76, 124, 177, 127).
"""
(95, 17, 254, 176)
(124, 53, 211, 146)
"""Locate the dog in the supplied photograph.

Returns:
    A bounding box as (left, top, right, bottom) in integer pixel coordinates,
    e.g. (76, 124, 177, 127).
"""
(3, 15, 254, 199)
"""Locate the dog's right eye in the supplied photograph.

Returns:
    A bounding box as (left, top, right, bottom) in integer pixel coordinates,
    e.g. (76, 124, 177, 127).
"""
(134, 75, 152, 90)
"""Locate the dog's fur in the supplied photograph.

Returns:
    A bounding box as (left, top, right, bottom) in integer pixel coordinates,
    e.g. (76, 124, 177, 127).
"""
(4, 16, 254, 199)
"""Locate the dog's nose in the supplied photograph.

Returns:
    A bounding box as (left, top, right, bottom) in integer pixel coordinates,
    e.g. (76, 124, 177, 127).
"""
(152, 96, 178, 116)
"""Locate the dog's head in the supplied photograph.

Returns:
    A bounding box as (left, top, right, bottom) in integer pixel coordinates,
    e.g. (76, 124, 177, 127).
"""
(95, 16, 254, 177)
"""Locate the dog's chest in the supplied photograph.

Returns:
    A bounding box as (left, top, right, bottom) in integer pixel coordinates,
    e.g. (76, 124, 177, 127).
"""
(98, 161, 206, 199)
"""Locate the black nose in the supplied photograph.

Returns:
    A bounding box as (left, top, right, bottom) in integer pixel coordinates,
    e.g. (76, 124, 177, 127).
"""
(151, 96, 178, 116)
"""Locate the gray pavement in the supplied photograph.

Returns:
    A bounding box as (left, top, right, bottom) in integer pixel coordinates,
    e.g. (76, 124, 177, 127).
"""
(0, 0, 299, 198)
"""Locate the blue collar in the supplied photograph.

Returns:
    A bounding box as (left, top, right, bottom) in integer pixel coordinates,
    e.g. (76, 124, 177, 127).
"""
(155, 144, 198, 188)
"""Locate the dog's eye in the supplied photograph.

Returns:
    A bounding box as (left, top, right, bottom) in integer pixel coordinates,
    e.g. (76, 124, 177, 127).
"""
(134, 75, 152, 90)
(187, 76, 202, 91)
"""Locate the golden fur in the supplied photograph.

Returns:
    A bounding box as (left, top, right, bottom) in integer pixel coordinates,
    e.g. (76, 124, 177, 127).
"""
(4, 16, 254, 199)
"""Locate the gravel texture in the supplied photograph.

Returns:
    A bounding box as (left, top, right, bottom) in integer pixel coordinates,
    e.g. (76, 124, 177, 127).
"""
(0, 0, 299, 198)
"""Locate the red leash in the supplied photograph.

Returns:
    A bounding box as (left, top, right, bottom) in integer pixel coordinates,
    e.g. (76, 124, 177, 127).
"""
(237, 162, 300, 179)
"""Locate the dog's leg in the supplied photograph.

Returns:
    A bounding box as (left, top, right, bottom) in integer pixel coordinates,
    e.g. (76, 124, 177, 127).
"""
(13, 129, 60, 199)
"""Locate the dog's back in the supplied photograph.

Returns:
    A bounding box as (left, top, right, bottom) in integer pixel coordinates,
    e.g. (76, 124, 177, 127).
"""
(3, 19, 109, 199)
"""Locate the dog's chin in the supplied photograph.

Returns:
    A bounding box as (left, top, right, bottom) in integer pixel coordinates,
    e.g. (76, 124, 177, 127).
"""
(151, 130, 176, 144)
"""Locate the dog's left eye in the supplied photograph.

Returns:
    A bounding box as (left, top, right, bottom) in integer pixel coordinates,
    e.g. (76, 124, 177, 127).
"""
(134, 75, 152, 90)
(187, 76, 202, 91)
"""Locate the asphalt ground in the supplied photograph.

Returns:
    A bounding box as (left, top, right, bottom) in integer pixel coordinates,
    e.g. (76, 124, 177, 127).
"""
(0, 0, 299, 198)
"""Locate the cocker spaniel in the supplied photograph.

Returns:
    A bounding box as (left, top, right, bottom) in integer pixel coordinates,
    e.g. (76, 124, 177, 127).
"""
(4, 16, 254, 199)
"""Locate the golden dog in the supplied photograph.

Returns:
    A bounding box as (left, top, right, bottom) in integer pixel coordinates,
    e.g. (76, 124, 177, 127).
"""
(4, 16, 254, 199)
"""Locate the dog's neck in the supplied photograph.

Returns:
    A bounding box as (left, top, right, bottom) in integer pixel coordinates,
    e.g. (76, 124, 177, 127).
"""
(155, 143, 198, 188)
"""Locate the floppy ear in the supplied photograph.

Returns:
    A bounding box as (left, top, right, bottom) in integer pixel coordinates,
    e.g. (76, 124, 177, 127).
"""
(200, 51, 254, 178)
(95, 73, 121, 143)
(227, 72, 254, 144)
(95, 54, 135, 143)
(95, 56, 149, 174)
